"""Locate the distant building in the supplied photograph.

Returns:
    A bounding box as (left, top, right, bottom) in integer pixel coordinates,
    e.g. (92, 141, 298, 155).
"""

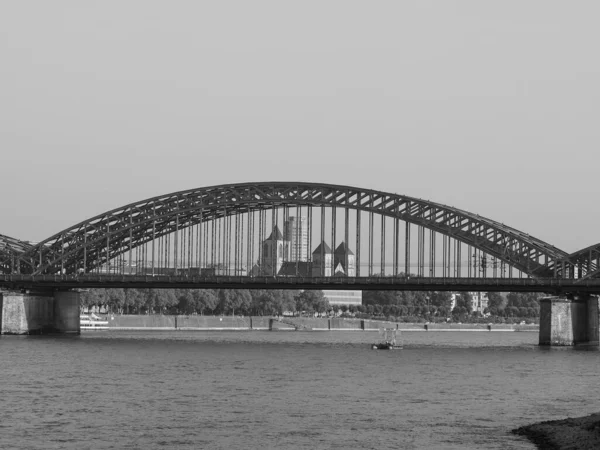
(284, 216, 308, 262)
(261, 226, 289, 275)
(311, 241, 333, 277)
(324, 290, 362, 306)
(471, 292, 489, 313)
(278, 261, 312, 277)
(450, 291, 489, 314)
(257, 229, 358, 280)
(333, 241, 355, 277)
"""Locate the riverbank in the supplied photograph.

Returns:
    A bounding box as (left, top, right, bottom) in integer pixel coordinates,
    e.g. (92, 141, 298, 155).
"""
(513, 413, 600, 449)
(88, 315, 539, 332)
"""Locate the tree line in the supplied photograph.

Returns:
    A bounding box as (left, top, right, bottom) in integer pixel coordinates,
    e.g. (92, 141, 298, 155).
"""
(362, 290, 542, 321)
(81, 288, 330, 316)
(82, 288, 543, 322)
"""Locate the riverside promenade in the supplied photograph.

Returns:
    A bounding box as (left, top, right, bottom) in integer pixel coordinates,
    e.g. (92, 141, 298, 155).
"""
(91, 315, 539, 332)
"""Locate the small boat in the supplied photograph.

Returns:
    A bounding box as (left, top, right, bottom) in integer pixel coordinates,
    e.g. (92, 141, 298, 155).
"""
(372, 342, 403, 350)
(80, 313, 109, 330)
(372, 327, 402, 350)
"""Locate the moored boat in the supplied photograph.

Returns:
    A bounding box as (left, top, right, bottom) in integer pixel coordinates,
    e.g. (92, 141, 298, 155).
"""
(372, 327, 402, 350)
(371, 342, 403, 350)
(80, 314, 109, 330)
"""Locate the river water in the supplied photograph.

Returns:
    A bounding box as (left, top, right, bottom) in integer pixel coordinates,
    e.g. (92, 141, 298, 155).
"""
(2, 330, 599, 449)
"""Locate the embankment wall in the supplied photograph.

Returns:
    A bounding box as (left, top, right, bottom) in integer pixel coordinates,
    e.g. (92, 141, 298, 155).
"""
(100, 315, 538, 332)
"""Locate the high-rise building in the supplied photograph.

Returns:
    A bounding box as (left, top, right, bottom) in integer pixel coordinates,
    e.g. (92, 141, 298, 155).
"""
(284, 216, 308, 262)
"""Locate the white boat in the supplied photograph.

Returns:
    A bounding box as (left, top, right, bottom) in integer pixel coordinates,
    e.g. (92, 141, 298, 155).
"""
(80, 313, 109, 330)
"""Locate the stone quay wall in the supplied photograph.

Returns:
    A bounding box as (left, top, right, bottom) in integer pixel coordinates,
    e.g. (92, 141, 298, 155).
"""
(100, 315, 538, 332)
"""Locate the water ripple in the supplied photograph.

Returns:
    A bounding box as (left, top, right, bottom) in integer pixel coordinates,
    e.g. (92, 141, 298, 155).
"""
(1, 330, 596, 449)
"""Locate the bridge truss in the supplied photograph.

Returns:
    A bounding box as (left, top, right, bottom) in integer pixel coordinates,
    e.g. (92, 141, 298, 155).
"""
(569, 243, 600, 281)
(4, 182, 596, 287)
(0, 234, 33, 275)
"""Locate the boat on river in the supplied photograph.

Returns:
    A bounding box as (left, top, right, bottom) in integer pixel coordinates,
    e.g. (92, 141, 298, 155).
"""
(80, 314, 109, 330)
(372, 328, 402, 350)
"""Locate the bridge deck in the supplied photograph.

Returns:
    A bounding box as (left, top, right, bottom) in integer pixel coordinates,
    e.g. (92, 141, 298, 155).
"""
(2, 274, 599, 294)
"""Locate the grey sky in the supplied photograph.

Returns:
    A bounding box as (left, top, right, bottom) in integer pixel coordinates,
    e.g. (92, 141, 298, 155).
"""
(1, 1, 598, 252)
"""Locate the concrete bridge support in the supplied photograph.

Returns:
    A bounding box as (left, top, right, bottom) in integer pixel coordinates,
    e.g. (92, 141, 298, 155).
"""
(539, 295, 600, 346)
(53, 291, 81, 334)
(0, 290, 80, 335)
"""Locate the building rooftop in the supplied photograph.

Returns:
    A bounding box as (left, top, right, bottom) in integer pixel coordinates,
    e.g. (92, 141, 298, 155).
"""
(278, 261, 312, 277)
(334, 241, 354, 256)
(312, 241, 332, 255)
(266, 225, 284, 241)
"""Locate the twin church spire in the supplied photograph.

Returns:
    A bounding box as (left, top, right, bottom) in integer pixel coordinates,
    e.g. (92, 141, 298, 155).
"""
(260, 219, 355, 277)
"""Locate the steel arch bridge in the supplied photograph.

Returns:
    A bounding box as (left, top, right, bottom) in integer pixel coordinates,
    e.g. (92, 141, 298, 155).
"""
(1, 182, 599, 291)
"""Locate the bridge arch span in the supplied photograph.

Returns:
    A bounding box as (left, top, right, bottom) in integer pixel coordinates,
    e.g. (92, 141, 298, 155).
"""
(568, 243, 600, 280)
(18, 182, 570, 278)
(0, 234, 33, 274)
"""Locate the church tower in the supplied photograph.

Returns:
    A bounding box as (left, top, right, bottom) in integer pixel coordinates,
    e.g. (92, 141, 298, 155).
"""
(334, 241, 356, 277)
(261, 226, 289, 275)
(311, 241, 332, 277)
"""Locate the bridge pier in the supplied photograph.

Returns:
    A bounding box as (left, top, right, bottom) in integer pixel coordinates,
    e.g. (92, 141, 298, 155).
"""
(539, 295, 599, 346)
(53, 291, 81, 334)
(0, 289, 80, 335)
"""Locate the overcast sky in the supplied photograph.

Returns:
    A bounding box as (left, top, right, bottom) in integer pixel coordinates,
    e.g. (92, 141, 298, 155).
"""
(1, 1, 598, 252)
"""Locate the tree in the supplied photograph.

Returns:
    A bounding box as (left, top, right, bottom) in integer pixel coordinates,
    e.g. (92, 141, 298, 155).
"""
(312, 291, 329, 314)
(295, 290, 329, 315)
(452, 305, 468, 318)
(176, 290, 197, 315)
(506, 306, 520, 317)
(275, 290, 297, 314)
(453, 293, 472, 314)
(218, 289, 233, 315)
(146, 289, 177, 314)
(252, 291, 279, 315)
(125, 289, 148, 314)
(80, 289, 107, 312)
(429, 291, 453, 309)
(363, 291, 400, 306)
(382, 305, 391, 317)
(224, 289, 253, 316)
(527, 307, 538, 317)
(198, 290, 219, 315)
(462, 292, 473, 313)
(106, 288, 126, 314)
(487, 292, 505, 311)
(506, 293, 523, 308)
